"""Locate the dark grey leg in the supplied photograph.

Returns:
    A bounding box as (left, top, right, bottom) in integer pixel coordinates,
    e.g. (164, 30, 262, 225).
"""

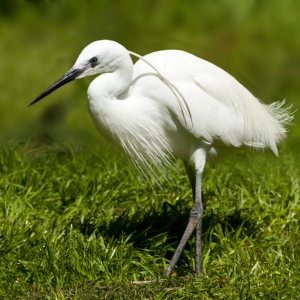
(165, 164, 203, 275)
(184, 162, 203, 274)
(194, 171, 202, 273)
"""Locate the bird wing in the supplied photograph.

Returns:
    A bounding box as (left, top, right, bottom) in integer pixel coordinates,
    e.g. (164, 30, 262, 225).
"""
(129, 50, 287, 154)
(186, 62, 286, 153)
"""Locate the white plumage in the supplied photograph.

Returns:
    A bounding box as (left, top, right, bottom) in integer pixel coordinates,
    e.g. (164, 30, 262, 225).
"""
(85, 42, 290, 178)
(30, 40, 293, 275)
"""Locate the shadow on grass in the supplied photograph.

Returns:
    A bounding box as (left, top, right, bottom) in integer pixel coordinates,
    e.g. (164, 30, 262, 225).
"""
(75, 196, 258, 271)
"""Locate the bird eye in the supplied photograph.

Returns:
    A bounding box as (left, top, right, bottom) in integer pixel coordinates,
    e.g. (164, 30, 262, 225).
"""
(90, 57, 98, 67)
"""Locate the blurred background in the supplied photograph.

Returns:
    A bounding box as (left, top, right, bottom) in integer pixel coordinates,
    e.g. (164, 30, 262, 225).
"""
(0, 0, 299, 149)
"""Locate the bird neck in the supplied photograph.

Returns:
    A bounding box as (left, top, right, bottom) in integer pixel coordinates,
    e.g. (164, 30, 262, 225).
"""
(88, 56, 133, 102)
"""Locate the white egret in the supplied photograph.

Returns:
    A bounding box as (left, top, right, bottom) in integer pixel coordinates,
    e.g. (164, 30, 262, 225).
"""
(30, 40, 292, 275)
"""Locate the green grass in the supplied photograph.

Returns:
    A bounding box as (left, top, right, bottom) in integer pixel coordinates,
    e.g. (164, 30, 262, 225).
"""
(0, 136, 299, 299)
(0, 0, 300, 299)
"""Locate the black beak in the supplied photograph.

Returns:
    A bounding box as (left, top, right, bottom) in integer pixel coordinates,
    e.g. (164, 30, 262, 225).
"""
(29, 67, 86, 107)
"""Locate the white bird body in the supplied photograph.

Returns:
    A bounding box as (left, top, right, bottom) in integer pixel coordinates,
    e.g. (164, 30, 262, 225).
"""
(86, 43, 288, 176)
(31, 40, 292, 275)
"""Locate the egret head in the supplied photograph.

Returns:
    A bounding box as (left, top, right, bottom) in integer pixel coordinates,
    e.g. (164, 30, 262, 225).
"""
(74, 40, 129, 78)
(29, 40, 129, 106)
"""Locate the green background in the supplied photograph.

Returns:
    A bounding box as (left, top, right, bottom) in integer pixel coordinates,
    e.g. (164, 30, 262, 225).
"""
(1, 0, 299, 143)
(0, 1, 299, 299)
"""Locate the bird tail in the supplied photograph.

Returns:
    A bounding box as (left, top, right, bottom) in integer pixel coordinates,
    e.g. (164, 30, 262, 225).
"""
(265, 99, 294, 130)
(245, 99, 294, 155)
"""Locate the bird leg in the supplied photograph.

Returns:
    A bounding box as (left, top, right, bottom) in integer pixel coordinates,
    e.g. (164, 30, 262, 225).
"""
(184, 162, 203, 274)
(195, 213, 202, 273)
(165, 165, 203, 275)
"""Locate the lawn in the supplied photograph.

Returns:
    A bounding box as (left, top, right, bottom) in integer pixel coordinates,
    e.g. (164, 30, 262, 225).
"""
(0, 1, 299, 299)
(1, 136, 299, 299)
